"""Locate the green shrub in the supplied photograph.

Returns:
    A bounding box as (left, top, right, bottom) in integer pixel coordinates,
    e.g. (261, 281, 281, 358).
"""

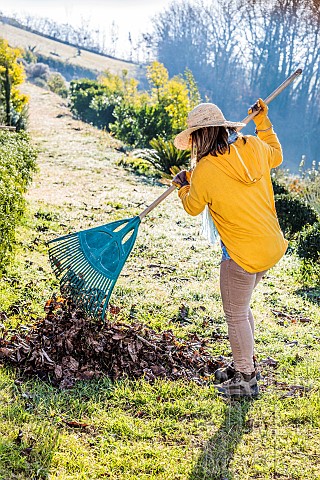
(69, 79, 119, 129)
(296, 222, 320, 263)
(68, 63, 200, 149)
(116, 155, 158, 177)
(133, 137, 190, 175)
(22, 46, 37, 64)
(0, 131, 37, 270)
(10, 103, 29, 131)
(275, 193, 318, 239)
(47, 73, 68, 98)
(110, 103, 174, 148)
(271, 177, 289, 195)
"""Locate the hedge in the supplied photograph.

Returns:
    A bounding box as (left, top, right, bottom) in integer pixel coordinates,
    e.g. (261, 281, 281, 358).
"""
(297, 222, 320, 263)
(274, 193, 318, 239)
(0, 131, 37, 269)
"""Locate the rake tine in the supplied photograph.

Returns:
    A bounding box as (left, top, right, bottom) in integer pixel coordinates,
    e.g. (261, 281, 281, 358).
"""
(101, 295, 111, 320)
(60, 270, 84, 290)
(88, 278, 112, 314)
(86, 270, 109, 295)
(74, 259, 97, 278)
(89, 279, 112, 316)
(86, 288, 106, 313)
(84, 293, 105, 317)
(49, 240, 78, 255)
(69, 254, 95, 275)
(50, 250, 83, 265)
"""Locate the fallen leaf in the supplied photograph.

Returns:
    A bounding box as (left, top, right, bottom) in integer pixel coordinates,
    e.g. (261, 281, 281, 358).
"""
(261, 357, 278, 368)
(0, 347, 11, 357)
(63, 420, 90, 428)
(15, 430, 23, 445)
(109, 305, 121, 315)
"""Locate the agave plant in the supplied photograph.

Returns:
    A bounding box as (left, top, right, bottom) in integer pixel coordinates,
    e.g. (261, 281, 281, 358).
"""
(133, 136, 191, 175)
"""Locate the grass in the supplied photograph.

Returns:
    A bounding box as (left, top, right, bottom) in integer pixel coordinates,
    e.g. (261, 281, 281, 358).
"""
(0, 83, 319, 479)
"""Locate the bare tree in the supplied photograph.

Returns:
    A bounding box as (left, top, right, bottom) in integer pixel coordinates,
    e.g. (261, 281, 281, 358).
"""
(110, 21, 119, 57)
(151, 0, 320, 169)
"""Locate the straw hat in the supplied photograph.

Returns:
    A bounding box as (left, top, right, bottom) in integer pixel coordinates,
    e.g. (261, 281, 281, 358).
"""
(174, 103, 246, 150)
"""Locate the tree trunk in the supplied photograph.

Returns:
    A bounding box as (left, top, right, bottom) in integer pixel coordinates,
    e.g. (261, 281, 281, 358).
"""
(4, 67, 11, 126)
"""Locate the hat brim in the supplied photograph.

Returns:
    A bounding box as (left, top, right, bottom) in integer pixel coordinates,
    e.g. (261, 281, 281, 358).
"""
(174, 121, 246, 150)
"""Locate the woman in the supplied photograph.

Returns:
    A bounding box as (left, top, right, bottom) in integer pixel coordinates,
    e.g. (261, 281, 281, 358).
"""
(172, 99, 288, 398)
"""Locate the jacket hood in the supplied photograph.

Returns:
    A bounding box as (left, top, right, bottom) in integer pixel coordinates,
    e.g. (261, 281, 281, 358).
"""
(208, 138, 263, 185)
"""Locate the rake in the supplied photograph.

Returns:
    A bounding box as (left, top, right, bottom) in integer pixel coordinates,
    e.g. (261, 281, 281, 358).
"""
(48, 68, 302, 320)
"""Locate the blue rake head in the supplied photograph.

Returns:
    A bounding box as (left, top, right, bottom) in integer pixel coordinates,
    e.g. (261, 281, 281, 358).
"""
(48, 216, 141, 319)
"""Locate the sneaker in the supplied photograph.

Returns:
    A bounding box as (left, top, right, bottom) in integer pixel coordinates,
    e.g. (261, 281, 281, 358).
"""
(214, 361, 236, 383)
(214, 357, 260, 384)
(216, 371, 259, 398)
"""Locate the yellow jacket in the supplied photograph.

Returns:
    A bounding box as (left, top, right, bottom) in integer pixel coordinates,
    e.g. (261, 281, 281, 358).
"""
(178, 120, 288, 273)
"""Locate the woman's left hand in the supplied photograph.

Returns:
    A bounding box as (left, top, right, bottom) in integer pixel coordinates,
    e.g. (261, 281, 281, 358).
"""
(248, 98, 269, 118)
(172, 170, 191, 189)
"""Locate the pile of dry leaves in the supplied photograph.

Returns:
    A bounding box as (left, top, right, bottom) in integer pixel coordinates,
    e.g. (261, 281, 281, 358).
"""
(0, 296, 222, 389)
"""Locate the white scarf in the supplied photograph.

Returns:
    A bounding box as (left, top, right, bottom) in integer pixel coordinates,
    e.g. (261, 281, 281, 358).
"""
(201, 205, 220, 247)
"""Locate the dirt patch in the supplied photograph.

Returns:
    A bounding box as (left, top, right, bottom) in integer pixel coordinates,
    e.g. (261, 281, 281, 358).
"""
(0, 296, 223, 389)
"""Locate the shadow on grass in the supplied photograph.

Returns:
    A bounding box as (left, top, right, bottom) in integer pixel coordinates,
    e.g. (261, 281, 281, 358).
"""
(0, 431, 59, 480)
(189, 399, 252, 480)
(0, 368, 59, 480)
(294, 286, 320, 306)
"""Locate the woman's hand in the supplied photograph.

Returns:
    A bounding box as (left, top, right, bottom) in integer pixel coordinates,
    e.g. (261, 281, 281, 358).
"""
(248, 98, 271, 131)
(172, 170, 192, 189)
(248, 98, 269, 118)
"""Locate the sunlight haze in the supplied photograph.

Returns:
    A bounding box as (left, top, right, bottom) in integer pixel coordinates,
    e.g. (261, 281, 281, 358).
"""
(1, 0, 173, 56)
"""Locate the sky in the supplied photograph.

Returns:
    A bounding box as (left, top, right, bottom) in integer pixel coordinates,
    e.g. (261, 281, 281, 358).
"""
(1, 0, 174, 57)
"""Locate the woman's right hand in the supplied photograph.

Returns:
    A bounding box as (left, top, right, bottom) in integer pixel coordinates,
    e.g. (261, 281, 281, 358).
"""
(172, 170, 192, 189)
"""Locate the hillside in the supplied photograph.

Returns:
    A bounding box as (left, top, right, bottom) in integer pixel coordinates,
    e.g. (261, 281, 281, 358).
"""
(0, 21, 140, 78)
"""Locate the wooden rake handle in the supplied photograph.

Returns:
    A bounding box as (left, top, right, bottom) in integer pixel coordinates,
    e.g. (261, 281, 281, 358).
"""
(239, 68, 302, 128)
(139, 68, 302, 221)
(139, 184, 177, 219)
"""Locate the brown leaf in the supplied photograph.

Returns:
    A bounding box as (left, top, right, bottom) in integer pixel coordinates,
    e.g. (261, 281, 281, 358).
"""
(0, 347, 11, 358)
(44, 299, 54, 312)
(59, 377, 75, 389)
(299, 317, 312, 323)
(64, 339, 74, 353)
(61, 356, 79, 371)
(127, 342, 138, 363)
(261, 357, 278, 368)
(63, 419, 90, 428)
(135, 410, 145, 418)
(109, 305, 121, 315)
(54, 365, 63, 379)
(112, 333, 127, 340)
(77, 370, 96, 380)
(1, 295, 223, 388)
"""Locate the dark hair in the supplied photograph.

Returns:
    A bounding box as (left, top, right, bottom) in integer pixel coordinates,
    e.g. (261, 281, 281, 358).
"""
(191, 126, 238, 162)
